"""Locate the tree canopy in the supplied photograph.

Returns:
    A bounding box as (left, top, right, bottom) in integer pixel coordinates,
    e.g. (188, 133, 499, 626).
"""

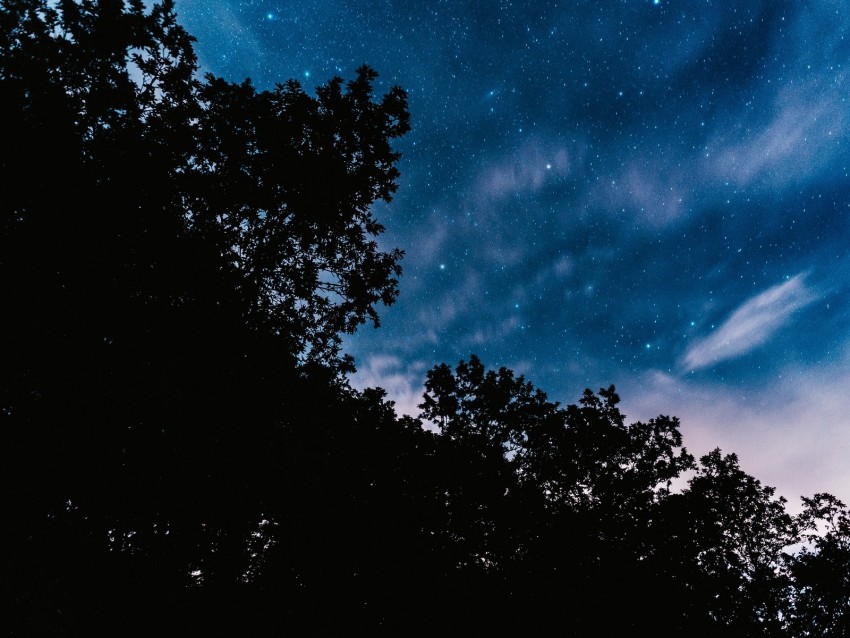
(3, 2, 847, 635)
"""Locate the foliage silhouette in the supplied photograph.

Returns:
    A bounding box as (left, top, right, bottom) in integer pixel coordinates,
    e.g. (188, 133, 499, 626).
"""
(3, 0, 408, 631)
(788, 494, 850, 636)
(3, 2, 847, 636)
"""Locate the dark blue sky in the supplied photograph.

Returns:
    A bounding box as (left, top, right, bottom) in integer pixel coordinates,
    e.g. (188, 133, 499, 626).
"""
(175, 0, 850, 506)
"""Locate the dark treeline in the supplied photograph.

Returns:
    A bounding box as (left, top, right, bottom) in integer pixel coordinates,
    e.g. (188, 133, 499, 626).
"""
(3, 2, 848, 635)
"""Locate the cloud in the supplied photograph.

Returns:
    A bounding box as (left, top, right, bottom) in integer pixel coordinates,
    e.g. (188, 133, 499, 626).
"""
(552, 255, 573, 278)
(622, 165, 687, 225)
(414, 270, 482, 334)
(466, 316, 521, 347)
(711, 85, 846, 188)
(624, 360, 850, 512)
(473, 141, 571, 202)
(460, 140, 580, 266)
(682, 274, 817, 370)
(593, 158, 690, 226)
(350, 355, 426, 419)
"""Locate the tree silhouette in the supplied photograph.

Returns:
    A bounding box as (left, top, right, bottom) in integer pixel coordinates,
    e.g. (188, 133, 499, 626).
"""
(191, 68, 409, 368)
(788, 493, 850, 636)
(648, 449, 797, 635)
(3, 0, 408, 631)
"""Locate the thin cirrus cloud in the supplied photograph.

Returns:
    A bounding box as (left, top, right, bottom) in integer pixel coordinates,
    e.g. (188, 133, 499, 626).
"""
(711, 84, 846, 189)
(682, 274, 817, 371)
(473, 142, 571, 203)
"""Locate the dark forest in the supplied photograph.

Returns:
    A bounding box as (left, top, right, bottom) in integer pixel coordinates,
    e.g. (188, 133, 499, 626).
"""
(3, 2, 848, 635)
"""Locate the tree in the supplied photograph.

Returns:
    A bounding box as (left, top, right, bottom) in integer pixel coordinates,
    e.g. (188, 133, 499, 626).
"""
(650, 449, 798, 635)
(418, 356, 551, 576)
(788, 493, 850, 636)
(188, 67, 409, 368)
(1, 0, 408, 374)
(418, 356, 699, 634)
(2, 0, 409, 631)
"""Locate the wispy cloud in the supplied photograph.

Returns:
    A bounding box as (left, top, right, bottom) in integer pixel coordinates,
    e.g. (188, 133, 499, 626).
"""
(624, 357, 850, 512)
(350, 355, 426, 419)
(414, 270, 482, 334)
(474, 142, 571, 202)
(592, 157, 690, 226)
(711, 84, 846, 188)
(682, 274, 817, 370)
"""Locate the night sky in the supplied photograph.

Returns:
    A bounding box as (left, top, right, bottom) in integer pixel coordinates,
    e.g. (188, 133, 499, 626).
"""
(174, 0, 850, 506)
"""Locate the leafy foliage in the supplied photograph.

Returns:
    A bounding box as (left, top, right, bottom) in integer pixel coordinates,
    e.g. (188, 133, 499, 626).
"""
(2, 0, 408, 631)
(788, 494, 850, 636)
(2, 0, 408, 374)
(188, 68, 408, 365)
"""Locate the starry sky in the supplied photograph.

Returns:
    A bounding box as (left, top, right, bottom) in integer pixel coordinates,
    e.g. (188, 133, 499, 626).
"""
(173, 0, 850, 507)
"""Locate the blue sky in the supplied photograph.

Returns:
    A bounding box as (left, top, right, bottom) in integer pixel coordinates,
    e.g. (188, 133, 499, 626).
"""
(175, 0, 850, 507)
